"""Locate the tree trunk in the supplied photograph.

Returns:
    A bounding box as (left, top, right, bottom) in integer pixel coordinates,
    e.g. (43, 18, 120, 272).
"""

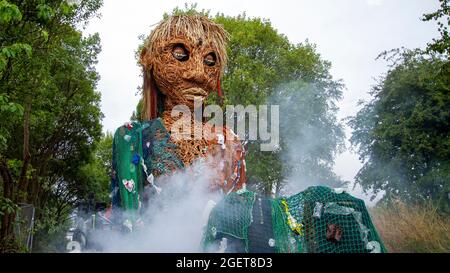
(0, 160, 15, 240)
(17, 102, 31, 203)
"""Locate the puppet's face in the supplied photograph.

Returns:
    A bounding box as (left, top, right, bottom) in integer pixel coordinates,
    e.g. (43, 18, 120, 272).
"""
(151, 34, 222, 109)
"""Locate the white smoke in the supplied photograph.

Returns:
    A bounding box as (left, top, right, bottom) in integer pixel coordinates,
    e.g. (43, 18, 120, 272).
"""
(271, 80, 384, 205)
(89, 157, 223, 252)
(83, 80, 376, 252)
(269, 81, 347, 196)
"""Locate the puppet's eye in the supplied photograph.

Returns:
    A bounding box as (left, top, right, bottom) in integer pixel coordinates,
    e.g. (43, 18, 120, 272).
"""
(204, 52, 216, 66)
(172, 44, 189, 61)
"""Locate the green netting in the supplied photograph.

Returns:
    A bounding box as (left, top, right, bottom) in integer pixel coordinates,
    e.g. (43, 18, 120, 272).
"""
(113, 121, 386, 251)
(271, 198, 304, 253)
(111, 118, 184, 227)
(113, 121, 144, 216)
(140, 118, 184, 177)
(202, 186, 387, 253)
(275, 186, 387, 253)
(202, 190, 256, 252)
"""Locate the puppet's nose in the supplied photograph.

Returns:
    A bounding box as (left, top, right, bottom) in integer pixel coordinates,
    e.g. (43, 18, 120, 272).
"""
(182, 61, 207, 84)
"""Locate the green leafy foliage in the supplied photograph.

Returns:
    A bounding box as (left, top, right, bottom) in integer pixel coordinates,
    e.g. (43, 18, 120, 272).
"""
(0, 94, 23, 152)
(214, 12, 345, 194)
(32, 206, 72, 252)
(0, 0, 21, 24)
(0, 41, 31, 73)
(349, 49, 450, 213)
(421, 0, 449, 55)
(36, 4, 54, 22)
(0, 43, 32, 74)
(76, 132, 113, 204)
(0, 196, 18, 216)
(0, 0, 104, 251)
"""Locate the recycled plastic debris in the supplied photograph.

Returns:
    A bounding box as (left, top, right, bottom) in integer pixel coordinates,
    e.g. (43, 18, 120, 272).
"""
(202, 186, 386, 253)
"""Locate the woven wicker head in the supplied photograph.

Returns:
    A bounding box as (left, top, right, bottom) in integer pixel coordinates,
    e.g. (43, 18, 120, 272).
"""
(140, 15, 230, 120)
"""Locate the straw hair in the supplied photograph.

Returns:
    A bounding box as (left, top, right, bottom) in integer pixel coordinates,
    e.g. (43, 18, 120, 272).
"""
(141, 14, 230, 70)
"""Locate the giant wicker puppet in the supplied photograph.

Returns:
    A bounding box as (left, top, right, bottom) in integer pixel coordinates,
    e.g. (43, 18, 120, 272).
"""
(110, 14, 386, 253)
(110, 14, 245, 229)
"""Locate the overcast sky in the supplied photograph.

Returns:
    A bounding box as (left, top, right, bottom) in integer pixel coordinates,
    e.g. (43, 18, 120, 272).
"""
(84, 0, 440, 203)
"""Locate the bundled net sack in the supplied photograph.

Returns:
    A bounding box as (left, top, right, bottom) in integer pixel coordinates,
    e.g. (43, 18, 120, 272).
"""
(202, 191, 256, 252)
(202, 186, 386, 253)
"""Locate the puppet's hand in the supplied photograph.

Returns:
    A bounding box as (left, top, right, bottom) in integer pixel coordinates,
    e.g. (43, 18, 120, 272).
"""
(202, 124, 247, 194)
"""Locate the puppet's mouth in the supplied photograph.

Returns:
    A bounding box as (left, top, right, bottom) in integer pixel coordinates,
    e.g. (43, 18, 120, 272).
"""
(182, 87, 208, 100)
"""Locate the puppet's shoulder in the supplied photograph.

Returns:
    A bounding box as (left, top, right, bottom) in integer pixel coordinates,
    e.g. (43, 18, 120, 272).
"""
(112, 119, 184, 176)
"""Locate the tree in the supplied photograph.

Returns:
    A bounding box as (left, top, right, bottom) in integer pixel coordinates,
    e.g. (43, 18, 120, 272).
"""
(349, 49, 450, 213)
(32, 132, 112, 252)
(349, 1, 450, 213)
(421, 0, 449, 55)
(214, 12, 346, 195)
(0, 0, 103, 251)
(76, 132, 113, 205)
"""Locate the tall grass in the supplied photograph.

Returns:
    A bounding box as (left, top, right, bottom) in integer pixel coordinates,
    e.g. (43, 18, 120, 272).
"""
(370, 200, 450, 253)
